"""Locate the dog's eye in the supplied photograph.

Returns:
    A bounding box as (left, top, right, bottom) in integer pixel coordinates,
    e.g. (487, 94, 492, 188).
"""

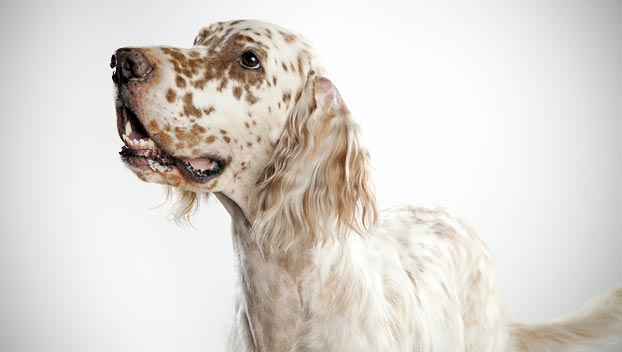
(240, 51, 261, 69)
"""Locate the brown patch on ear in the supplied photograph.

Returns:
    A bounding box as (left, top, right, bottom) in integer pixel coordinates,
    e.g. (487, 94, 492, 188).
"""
(205, 135, 216, 143)
(282, 92, 291, 104)
(253, 76, 377, 258)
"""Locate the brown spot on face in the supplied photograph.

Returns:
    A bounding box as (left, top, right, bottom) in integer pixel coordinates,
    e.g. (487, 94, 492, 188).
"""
(192, 77, 209, 89)
(281, 63, 288, 72)
(256, 136, 262, 143)
(244, 122, 251, 128)
(246, 142, 253, 147)
(148, 120, 159, 129)
(272, 76, 277, 86)
(203, 106, 215, 116)
(175, 75, 187, 88)
(223, 136, 231, 143)
(220, 129, 228, 135)
(192, 123, 206, 134)
(235, 34, 265, 48)
(166, 174, 182, 187)
(246, 93, 258, 105)
(182, 93, 202, 118)
(206, 180, 218, 190)
(217, 78, 228, 92)
(166, 88, 176, 103)
(206, 135, 216, 143)
(279, 31, 297, 43)
(233, 86, 242, 100)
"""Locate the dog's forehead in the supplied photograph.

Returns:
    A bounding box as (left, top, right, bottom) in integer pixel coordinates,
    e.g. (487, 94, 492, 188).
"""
(193, 20, 312, 55)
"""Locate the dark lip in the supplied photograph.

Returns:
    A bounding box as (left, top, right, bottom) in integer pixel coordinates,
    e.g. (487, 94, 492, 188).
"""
(116, 103, 226, 184)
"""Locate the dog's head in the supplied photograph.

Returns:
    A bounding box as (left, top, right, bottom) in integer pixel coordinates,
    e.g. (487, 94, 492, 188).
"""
(113, 20, 376, 255)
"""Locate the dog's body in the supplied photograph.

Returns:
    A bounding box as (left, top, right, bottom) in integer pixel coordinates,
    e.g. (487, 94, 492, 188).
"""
(112, 20, 622, 352)
(227, 204, 511, 351)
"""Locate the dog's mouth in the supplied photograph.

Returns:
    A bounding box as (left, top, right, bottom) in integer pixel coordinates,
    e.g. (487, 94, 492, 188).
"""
(117, 105, 225, 183)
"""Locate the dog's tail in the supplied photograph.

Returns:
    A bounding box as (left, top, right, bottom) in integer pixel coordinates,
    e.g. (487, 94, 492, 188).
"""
(508, 286, 622, 352)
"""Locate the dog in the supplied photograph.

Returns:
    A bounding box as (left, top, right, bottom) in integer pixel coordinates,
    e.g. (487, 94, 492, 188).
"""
(112, 19, 622, 352)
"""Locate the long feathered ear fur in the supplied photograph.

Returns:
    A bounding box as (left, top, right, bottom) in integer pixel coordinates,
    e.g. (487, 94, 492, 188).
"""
(253, 76, 377, 257)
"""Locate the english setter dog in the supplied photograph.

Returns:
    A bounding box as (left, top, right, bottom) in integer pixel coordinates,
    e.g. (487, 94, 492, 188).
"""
(112, 20, 622, 352)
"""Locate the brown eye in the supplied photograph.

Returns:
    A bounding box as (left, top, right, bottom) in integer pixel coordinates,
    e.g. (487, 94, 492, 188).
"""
(240, 51, 260, 69)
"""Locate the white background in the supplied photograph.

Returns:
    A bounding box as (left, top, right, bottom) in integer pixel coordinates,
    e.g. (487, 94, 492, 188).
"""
(0, 0, 620, 351)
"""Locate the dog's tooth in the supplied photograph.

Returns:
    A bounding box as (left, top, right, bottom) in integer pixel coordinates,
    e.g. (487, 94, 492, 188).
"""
(139, 139, 145, 147)
(125, 121, 132, 136)
(145, 139, 155, 148)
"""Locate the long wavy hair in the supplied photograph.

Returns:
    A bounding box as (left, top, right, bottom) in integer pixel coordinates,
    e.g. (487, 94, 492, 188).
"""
(251, 76, 377, 258)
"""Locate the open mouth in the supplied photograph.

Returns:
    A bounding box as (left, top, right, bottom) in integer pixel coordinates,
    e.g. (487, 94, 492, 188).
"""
(117, 105, 225, 183)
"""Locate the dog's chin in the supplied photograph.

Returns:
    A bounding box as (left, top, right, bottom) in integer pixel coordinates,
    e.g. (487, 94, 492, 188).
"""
(123, 154, 226, 192)
(117, 104, 226, 190)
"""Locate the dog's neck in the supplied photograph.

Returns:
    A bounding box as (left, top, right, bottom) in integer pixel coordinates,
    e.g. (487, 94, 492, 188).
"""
(215, 192, 309, 352)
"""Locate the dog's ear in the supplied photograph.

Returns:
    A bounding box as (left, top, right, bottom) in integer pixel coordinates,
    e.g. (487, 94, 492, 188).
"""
(253, 76, 377, 257)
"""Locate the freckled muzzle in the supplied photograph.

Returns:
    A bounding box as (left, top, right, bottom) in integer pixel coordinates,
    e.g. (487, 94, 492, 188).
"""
(112, 48, 226, 184)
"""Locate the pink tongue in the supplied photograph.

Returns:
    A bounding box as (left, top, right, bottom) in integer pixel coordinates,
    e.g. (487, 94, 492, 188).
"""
(186, 157, 215, 171)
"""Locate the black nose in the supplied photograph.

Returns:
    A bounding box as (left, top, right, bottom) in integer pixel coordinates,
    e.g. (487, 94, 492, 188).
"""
(111, 48, 154, 84)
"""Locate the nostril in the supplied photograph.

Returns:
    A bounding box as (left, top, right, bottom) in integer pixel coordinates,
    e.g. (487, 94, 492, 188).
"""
(113, 48, 154, 83)
(110, 54, 117, 69)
